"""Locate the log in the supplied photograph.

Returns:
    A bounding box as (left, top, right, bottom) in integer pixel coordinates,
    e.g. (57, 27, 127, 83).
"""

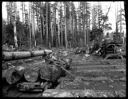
(40, 65, 52, 81)
(4, 66, 25, 84)
(40, 64, 63, 82)
(24, 68, 39, 82)
(51, 65, 63, 82)
(2, 50, 52, 61)
(39, 57, 72, 82)
(17, 82, 42, 92)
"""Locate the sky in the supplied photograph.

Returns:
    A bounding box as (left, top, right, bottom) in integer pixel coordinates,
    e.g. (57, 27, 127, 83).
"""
(2, 1, 125, 33)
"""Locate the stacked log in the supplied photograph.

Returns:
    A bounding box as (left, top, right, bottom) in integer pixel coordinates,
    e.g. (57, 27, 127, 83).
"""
(39, 65, 52, 81)
(51, 65, 63, 82)
(4, 66, 25, 84)
(24, 68, 39, 82)
(40, 57, 72, 83)
(2, 50, 52, 61)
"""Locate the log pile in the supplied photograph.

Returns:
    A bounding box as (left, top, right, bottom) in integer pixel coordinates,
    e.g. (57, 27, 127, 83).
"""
(2, 50, 72, 92)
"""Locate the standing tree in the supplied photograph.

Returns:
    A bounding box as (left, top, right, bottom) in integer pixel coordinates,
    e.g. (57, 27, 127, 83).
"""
(64, 2, 68, 48)
(31, 2, 36, 48)
(28, 2, 32, 49)
(13, 2, 18, 49)
(45, 2, 49, 48)
(59, 2, 64, 47)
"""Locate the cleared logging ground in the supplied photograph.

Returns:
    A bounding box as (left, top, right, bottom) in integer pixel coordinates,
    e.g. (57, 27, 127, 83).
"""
(55, 55, 126, 97)
(2, 54, 126, 97)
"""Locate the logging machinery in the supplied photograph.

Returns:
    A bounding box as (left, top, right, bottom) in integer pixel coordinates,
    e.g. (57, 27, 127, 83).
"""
(94, 39, 125, 59)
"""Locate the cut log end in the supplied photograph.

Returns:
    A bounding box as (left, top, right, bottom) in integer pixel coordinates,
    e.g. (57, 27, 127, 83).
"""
(24, 68, 39, 82)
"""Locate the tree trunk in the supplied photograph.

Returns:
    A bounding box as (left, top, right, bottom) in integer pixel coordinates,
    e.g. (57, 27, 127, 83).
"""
(14, 21, 18, 49)
(82, 2, 86, 47)
(54, 4, 58, 47)
(60, 3, 63, 47)
(32, 3, 36, 48)
(2, 50, 52, 61)
(40, 2, 45, 47)
(58, 18, 60, 47)
(85, 3, 88, 47)
(46, 3, 49, 47)
(78, 8, 81, 47)
(64, 3, 68, 48)
(22, 2, 25, 24)
(51, 21, 53, 47)
(74, 11, 77, 47)
(13, 2, 18, 49)
(48, 3, 51, 48)
(29, 2, 32, 49)
(70, 3, 72, 48)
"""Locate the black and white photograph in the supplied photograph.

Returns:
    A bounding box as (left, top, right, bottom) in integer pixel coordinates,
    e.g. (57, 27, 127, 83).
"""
(2, 1, 126, 97)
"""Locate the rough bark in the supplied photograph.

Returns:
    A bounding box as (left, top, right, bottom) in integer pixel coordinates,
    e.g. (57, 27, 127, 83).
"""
(3, 66, 25, 84)
(39, 64, 62, 82)
(24, 68, 39, 82)
(2, 50, 52, 61)
(46, 3, 49, 47)
(64, 3, 68, 48)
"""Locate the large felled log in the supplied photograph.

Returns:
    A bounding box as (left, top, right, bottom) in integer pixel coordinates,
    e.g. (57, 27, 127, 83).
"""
(40, 65, 52, 81)
(40, 64, 63, 82)
(24, 68, 39, 82)
(51, 65, 63, 82)
(2, 50, 52, 61)
(3, 66, 25, 84)
(39, 55, 72, 82)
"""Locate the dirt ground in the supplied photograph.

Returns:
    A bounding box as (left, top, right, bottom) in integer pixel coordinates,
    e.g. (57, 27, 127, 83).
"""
(2, 49, 126, 97)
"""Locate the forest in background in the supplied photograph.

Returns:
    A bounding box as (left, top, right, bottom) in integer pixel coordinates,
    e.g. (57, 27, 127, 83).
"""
(2, 2, 126, 50)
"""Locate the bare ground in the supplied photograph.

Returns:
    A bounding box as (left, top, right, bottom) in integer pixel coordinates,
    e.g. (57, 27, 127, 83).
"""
(2, 50, 126, 97)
